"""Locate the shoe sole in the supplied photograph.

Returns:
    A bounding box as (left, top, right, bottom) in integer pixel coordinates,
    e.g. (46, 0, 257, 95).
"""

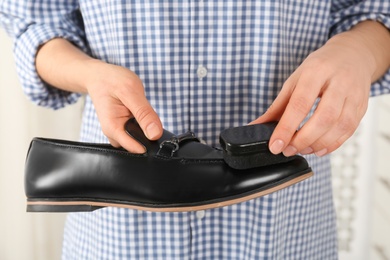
(26, 171, 313, 213)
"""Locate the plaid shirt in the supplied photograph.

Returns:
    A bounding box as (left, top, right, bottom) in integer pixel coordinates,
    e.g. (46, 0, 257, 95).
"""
(1, 1, 389, 259)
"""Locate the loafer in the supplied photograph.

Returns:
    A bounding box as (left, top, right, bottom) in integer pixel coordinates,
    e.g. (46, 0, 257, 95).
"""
(25, 118, 313, 212)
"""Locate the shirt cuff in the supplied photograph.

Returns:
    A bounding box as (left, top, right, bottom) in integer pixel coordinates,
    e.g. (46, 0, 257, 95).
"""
(14, 25, 90, 109)
(330, 13, 390, 97)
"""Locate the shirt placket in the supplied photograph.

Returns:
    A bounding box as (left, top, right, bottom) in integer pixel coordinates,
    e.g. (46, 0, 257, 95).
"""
(187, 0, 209, 131)
(188, 1, 209, 259)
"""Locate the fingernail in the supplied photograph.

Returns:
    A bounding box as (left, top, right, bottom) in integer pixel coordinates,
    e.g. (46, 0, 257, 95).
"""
(146, 122, 161, 140)
(270, 139, 284, 154)
(315, 148, 328, 157)
(283, 145, 297, 157)
(300, 147, 314, 155)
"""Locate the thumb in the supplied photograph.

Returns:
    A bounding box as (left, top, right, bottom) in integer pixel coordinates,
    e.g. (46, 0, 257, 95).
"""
(250, 80, 295, 125)
(131, 101, 163, 141)
(249, 102, 285, 125)
(118, 82, 163, 140)
(116, 75, 163, 144)
(135, 105, 163, 141)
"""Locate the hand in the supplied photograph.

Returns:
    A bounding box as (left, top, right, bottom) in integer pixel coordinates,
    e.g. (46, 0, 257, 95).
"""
(35, 38, 163, 153)
(251, 31, 376, 157)
(86, 61, 163, 153)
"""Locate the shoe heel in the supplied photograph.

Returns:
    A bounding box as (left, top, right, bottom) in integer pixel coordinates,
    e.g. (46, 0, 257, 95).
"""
(27, 203, 104, 212)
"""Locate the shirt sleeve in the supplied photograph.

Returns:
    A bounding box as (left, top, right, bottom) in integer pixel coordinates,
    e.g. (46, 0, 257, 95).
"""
(330, 0, 390, 97)
(0, 1, 90, 109)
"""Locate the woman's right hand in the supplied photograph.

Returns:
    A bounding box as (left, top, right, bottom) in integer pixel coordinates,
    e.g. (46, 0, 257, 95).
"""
(36, 38, 162, 153)
(85, 61, 163, 153)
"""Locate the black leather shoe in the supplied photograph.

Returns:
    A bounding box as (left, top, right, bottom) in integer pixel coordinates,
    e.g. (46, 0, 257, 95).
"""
(25, 119, 312, 213)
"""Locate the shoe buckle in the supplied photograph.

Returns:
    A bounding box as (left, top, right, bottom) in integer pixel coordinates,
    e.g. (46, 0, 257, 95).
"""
(159, 139, 180, 153)
(157, 131, 199, 158)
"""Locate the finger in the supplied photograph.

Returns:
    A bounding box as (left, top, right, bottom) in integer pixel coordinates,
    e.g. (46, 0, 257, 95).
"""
(108, 126, 147, 154)
(118, 85, 163, 141)
(268, 74, 323, 154)
(102, 110, 147, 153)
(283, 86, 345, 156)
(250, 75, 298, 125)
(309, 98, 365, 156)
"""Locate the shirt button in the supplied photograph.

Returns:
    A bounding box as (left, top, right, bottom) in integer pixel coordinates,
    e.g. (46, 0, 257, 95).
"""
(196, 210, 206, 219)
(197, 65, 208, 79)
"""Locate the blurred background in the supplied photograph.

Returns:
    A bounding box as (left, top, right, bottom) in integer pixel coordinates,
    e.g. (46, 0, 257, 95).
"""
(1, 29, 390, 259)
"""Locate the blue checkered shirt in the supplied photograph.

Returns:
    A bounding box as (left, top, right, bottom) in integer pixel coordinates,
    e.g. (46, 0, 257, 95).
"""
(1, 1, 390, 259)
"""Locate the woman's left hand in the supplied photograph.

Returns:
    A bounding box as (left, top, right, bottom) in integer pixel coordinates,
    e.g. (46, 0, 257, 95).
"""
(251, 21, 390, 157)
